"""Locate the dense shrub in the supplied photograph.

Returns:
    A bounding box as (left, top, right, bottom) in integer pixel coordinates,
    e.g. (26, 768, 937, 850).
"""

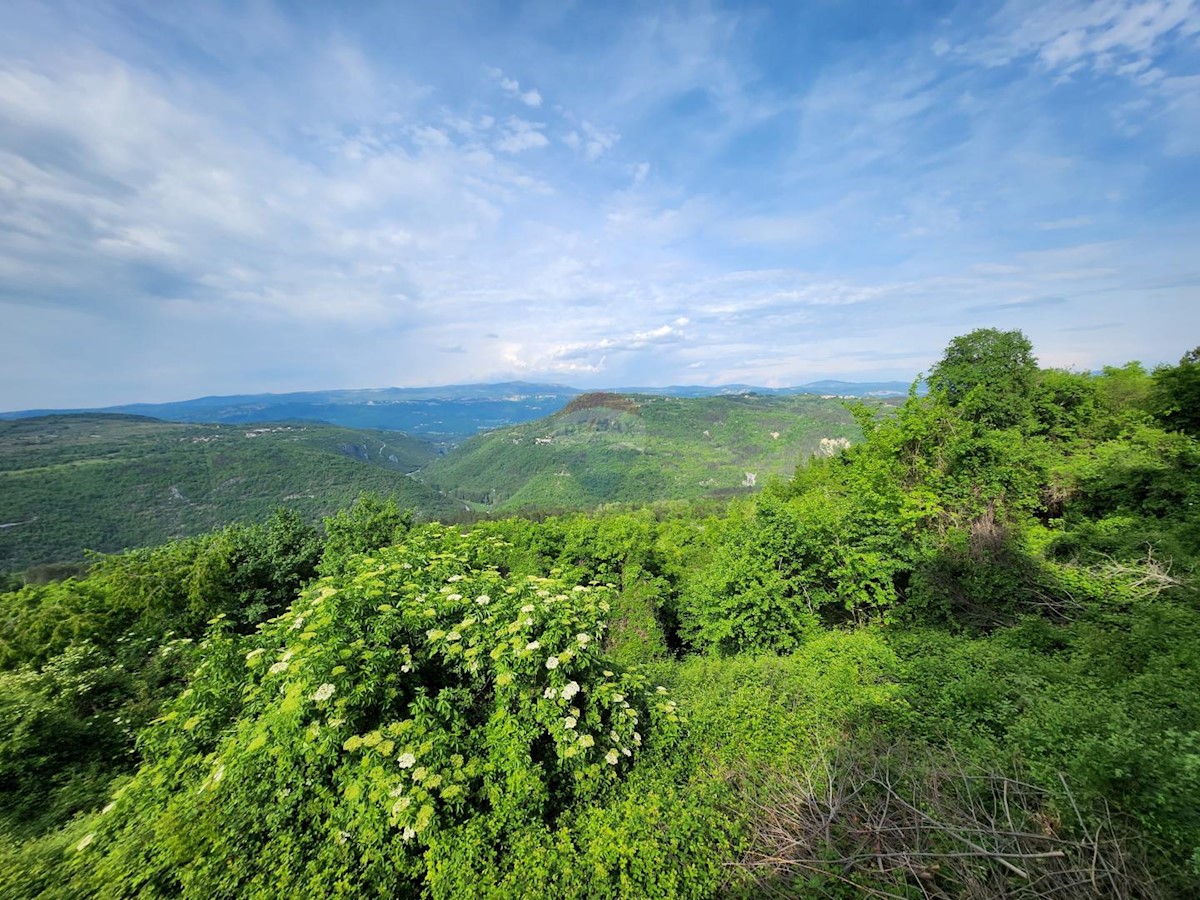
(50, 525, 684, 897)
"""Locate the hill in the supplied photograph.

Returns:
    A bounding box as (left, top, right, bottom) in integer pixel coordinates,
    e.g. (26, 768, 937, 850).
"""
(0, 383, 584, 439)
(0, 393, 880, 569)
(0, 380, 912, 438)
(0, 414, 460, 570)
(419, 392, 871, 511)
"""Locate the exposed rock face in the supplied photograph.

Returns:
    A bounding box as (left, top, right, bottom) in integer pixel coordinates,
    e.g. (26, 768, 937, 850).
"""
(816, 436, 851, 457)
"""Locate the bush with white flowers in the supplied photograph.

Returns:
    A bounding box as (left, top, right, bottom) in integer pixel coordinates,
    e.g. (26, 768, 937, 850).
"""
(70, 524, 680, 897)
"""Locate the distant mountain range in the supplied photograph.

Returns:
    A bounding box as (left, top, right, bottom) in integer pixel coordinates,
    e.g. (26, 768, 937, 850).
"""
(0, 380, 914, 439)
(617, 380, 916, 399)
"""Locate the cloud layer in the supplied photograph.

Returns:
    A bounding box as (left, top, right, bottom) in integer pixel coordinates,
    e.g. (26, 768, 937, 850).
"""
(1, 0, 1198, 408)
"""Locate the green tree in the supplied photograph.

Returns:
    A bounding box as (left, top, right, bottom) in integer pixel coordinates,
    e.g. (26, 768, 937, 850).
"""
(1032, 369, 1102, 443)
(927, 328, 1039, 429)
(1095, 361, 1152, 425)
(62, 526, 683, 898)
(186, 508, 322, 629)
(0, 646, 137, 837)
(319, 492, 414, 577)
(1152, 347, 1200, 436)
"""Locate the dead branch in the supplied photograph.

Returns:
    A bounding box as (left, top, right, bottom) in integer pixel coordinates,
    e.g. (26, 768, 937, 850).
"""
(730, 742, 1159, 899)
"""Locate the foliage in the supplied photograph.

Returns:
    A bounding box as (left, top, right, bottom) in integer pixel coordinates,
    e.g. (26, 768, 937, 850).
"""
(1048, 424, 1200, 571)
(0, 577, 132, 672)
(1151, 347, 1200, 437)
(0, 509, 323, 840)
(88, 507, 323, 637)
(318, 492, 414, 578)
(927, 327, 1040, 429)
(0, 645, 140, 838)
(4, 330, 1200, 896)
(1095, 361, 1154, 428)
(51, 525, 683, 897)
(888, 597, 1200, 895)
(421, 393, 868, 512)
(1033, 367, 1106, 443)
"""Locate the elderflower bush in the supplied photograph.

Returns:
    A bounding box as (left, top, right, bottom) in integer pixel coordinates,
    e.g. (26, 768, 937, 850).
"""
(67, 524, 681, 897)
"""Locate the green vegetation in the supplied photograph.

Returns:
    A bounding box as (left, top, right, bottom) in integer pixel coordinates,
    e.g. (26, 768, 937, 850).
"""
(0, 414, 458, 572)
(2, 330, 1200, 897)
(1150, 347, 1200, 437)
(420, 392, 867, 512)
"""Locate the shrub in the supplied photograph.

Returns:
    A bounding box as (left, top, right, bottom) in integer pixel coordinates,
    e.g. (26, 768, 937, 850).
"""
(60, 525, 682, 897)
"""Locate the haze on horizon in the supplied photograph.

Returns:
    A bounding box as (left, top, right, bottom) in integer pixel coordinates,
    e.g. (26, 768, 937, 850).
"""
(1, 0, 1198, 411)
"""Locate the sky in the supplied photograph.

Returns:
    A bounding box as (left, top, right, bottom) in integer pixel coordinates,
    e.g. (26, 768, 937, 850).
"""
(1, 0, 1198, 409)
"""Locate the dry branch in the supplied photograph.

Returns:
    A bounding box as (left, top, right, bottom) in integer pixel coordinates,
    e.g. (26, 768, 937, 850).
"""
(731, 742, 1158, 899)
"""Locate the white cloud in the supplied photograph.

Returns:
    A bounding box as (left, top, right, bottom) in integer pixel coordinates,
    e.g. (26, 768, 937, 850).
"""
(492, 68, 544, 107)
(579, 121, 618, 161)
(494, 117, 549, 153)
(503, 319, 688, 375)
(724, 215, 818, 245)
(0, 42, 576, 346)
(412, 125, 452, 149)
(1159, 73, 1200, 154)
(0, 1, 1196, 408)
(963, 0, 1200, 76)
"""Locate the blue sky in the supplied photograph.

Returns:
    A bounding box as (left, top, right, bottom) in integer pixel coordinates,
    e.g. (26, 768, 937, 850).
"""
(1, 0, 1198, 408)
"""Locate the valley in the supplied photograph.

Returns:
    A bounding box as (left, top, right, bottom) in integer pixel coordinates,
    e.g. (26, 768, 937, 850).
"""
(0, 414, 458, 571)
(0, 390, 875, 572)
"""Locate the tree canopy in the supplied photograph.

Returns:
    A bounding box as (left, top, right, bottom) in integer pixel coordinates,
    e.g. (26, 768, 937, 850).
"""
(1152, 346, 1200, 437)
(927, 327, 1039, 429)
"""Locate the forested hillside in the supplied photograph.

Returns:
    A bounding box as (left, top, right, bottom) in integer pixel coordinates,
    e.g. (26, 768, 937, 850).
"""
(0, 394, 871, 573)
(420, 392, 867, 511)
(3, 330, 1200, 898)
(0, 415, 458, 572)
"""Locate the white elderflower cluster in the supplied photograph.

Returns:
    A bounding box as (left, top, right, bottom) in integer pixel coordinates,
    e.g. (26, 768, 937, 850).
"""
(312, 683, 335, 703)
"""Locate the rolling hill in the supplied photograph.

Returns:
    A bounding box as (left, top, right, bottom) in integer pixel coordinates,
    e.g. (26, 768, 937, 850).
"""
(0, 414, 461, 571)
(0, 384, 584, 440)
(0, 380, 912, 438)
(419, 392, 873, 512)
(0, 392, 888, 570)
